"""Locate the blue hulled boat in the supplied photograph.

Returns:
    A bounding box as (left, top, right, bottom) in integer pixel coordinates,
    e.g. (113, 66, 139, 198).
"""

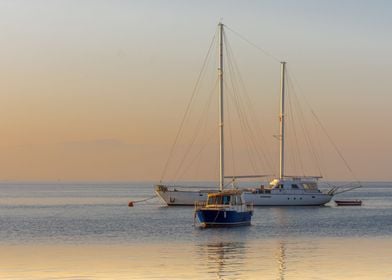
(195, 190, 253, 228)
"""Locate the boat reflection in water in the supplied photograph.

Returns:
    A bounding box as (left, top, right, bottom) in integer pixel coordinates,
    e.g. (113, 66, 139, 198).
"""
(196, 240, 288, 280)
(196, 241, 247, 280)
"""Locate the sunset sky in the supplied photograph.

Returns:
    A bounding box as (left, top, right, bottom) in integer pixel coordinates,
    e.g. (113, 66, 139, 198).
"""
(0, 0, 391, 181)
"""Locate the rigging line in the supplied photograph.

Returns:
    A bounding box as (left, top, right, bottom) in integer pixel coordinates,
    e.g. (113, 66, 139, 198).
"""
(286, 91, 297, 176)
(235, 91, 268, 173)
(225, 74, 260, 174)
(287, 68, 359, 182)
(226, 85, 236, 177)
(224, 24, 281, 63)
(160, 28, 218, 182)
(236, 78, 276, 170)
(287, 81, 305, 176)
(310, 109, 359, 182)
(286, 89, 296, 175)
(224, 37, 274, 173)
(292, 86, 322, 177)
(287, 75, 308, 176)
(286, 70, 327, 177)
(176, 128, 218, 181)
(224, 32, 275, 172)
(223, 40, 259, 174)
(292, 87, 308, 176)
(222, 56, 254, 171)
(311, 112, 327, 177)
(173, 79, 218, 181)
(287, 70, 323, 176)
(227, 81, 259, 174)
(188, 80, 219, 180)
(286, 70, 323, 169)
(225, 81, 258, 175)
(223, 34, 259, 169)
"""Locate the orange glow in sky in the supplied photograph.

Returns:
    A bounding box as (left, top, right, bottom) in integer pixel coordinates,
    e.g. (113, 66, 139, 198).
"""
(0, 1, 391, 181)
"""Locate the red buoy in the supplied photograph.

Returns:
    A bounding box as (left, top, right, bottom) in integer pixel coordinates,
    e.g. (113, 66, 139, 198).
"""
(128, 201, 134, 207)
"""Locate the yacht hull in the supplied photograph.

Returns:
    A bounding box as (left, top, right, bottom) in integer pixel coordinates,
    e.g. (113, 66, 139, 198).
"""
(155, 186, 211, 206)
(155, 187, 333, 206)
(243, 192, 332, 206)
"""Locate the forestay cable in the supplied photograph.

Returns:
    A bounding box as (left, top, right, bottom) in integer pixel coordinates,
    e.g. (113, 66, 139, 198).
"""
(160, 28, 218, 182)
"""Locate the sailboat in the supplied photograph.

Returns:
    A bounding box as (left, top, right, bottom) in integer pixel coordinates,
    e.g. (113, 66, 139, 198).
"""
(155, 23, 350, 206)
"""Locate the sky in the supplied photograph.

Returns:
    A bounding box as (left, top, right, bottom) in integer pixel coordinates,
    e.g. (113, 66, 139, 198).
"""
(0, 0, 391, 181)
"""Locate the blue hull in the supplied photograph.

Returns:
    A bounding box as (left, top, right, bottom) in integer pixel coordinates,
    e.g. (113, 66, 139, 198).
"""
(196, 209, 253, 227)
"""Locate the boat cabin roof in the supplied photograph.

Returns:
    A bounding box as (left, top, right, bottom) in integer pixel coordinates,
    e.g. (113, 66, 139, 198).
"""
(205, 190, 246, 207)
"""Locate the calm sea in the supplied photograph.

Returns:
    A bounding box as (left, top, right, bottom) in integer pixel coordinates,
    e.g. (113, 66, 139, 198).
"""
(0, 182, 391, 279)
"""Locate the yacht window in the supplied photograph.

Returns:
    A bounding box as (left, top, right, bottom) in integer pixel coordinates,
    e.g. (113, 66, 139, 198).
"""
(303, 183, 317, 190)
(208, 197, 215, 205)
(279, 184, 284, 189)
(292, 184, 299, 189)
(222, 196, 230, 205)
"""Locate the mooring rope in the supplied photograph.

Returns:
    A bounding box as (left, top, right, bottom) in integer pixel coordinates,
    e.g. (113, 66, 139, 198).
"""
(128, 195, 157, 207)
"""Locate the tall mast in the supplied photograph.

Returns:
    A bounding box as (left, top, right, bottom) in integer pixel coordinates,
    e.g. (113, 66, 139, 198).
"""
(218, 22, 224, 191)
(279, 61, 286, 180)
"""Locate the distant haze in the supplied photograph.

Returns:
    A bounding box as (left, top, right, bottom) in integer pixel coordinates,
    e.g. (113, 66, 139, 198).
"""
(0, 1, 391, 181)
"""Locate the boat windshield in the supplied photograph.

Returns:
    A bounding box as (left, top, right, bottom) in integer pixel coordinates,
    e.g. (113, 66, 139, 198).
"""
(208, 196, 220, 205)
(207, 195, 231, 205)
(222, 195, 230, 205)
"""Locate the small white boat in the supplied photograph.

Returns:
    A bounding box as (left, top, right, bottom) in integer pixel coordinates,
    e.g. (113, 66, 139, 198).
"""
(335, 200, 362, 206)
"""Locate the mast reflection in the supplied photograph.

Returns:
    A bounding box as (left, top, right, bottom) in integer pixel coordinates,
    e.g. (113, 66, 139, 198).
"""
(276, 241, 286, 280)
(197, 241, 246, 280)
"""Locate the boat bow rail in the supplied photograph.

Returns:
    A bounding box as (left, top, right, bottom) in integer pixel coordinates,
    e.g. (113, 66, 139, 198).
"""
(327, 185, 362, 196)
(155, 184, 168, 192)
(155, 184, 217, 192)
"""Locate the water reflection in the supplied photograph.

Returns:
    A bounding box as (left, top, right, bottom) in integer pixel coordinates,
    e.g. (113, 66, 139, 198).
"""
(196, 239, 290, 280)
(276, 241, 286, 280)
(2, 238, 392, 279)
(197, 241, 247, 279)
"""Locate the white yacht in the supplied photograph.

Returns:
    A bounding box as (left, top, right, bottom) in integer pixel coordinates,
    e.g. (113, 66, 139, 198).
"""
(156, 176, 333, 206)
(243, 177, 332, 206)
(155, 23, 354, 206)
